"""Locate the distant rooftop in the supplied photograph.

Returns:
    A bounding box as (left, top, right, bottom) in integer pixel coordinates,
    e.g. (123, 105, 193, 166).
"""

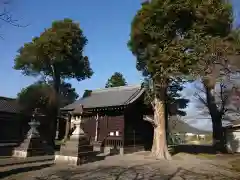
(0, 96, 20, 114)
(145, 115, 211, 134)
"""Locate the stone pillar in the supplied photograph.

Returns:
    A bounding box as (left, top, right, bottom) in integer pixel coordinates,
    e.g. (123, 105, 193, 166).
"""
(13, 116, 53, 158)
(55, 115, 94, 165)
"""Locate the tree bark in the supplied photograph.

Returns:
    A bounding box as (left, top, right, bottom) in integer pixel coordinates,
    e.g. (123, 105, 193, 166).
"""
(50, 64, 61, 147)
(212, 119, 225, 152)
(164, 92, 169, 144)
(204, 85, 225, 152)
(151, 93, 171, 160)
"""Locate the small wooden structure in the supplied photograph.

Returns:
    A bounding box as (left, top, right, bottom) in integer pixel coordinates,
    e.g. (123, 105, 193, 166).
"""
(0, 96, 30, 143)
(61, 85, 153, 155)
(224, 121, 240, 153)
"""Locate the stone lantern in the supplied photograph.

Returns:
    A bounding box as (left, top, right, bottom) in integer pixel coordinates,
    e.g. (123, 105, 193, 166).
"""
(13, 108, 53, 158)
(54, 105, 94, 165)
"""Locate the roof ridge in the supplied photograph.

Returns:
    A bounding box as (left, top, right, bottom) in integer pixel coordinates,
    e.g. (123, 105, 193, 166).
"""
(92, 84, 141, 93)
(0, 96, 16, 101)
(124, 88, 144, 105)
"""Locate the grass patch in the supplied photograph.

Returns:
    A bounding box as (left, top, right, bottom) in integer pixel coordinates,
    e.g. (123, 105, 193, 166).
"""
(195, 153, 217, 159)
(229, 159, 240, 172)
(173, 153, 217, 159)
(0, 156, 11, 159)
(55, 139, 65, 146)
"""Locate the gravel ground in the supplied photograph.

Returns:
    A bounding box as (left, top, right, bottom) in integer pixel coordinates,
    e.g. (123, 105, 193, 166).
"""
(0, 153, 239, 180)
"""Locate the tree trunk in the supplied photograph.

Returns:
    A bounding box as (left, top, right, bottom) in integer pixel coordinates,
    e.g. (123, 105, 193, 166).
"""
(50, 65, 61, 147)
(151, 96, 172, 160)
(204, 85, 225, 152)
(165, 97, 169, 144)
(212, 117, 225, 152)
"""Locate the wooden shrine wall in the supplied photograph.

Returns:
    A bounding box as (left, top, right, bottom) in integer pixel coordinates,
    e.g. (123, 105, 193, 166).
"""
(82, 115, 124, 143)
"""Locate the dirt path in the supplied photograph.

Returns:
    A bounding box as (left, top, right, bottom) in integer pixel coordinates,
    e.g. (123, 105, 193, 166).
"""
(0, 153, 239, 180)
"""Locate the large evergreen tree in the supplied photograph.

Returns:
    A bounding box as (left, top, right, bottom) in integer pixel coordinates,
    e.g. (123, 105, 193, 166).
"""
(129, 0, 197, 159)
(128, 0, 233, 158)
(105, 72, 127, 88)
(14, 18, 93, 145)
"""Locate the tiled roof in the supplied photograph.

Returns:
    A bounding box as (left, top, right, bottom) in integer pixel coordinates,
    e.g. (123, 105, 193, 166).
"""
(0, 97, 20, 113)
(62, 85, 144, 110)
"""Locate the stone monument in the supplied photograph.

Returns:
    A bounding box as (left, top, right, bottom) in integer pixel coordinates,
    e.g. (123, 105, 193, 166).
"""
(13, 109, 53, 158)
(54, 115, 94, 165)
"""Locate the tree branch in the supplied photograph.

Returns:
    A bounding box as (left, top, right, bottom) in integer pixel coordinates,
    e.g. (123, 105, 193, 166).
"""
(0, 7, 28, 27)
(143, 115, 157, 127)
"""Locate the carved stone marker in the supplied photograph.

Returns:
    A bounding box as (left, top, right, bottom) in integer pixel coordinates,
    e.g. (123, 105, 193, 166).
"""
(13, 111, 53, 158)
(54, 116, 93, 165)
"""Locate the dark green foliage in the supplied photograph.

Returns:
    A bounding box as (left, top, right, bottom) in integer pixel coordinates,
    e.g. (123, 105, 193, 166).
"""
(128, 0, 233, 83)
(14, 18, 93, 145)
(129, 0, 197, 82)
(17, 81, 79, 114)
(143, 77, 189, 116)
(168, 133, 184, 145)
(82, 90, 92, 98)
(17, 82, 55, 114)
(168, 80, 189, 116)
(105, 72, 127, 88)
(129, 0, 234, 107)
(14, 18, 93, 83)
(129, 1, 233, 154)
(55, 81, 79, 106)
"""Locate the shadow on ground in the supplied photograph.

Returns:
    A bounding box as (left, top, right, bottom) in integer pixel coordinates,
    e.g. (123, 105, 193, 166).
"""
(0, 163, 53, 179)
(0, 156, 55, 167)
(172, 144, 216, 155)
(32, 162, 239, 180)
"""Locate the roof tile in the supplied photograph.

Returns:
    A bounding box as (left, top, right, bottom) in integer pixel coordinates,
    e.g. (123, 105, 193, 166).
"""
(0, 97, 20, 113)
(63, 85, 144, 110)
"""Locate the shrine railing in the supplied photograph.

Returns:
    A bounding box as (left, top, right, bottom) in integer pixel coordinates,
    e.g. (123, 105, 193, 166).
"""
(104, 136, 123, 147)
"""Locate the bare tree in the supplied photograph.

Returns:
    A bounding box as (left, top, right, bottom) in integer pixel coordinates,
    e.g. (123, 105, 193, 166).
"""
(195, 73, 240, 126)
(0, 1, 27, 38)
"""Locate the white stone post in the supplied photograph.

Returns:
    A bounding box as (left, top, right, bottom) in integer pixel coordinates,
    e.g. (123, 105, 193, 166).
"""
(94, 114, 99, 142)
(70, 115, 76, 129)
(71, 116, 85, 139)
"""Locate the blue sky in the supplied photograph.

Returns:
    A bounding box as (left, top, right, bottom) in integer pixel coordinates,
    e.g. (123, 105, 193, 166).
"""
(0, 0, 142, 98)
(0, 0, 239, 129)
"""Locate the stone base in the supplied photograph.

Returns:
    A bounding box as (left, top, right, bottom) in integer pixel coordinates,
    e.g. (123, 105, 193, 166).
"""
(12, 150, 28, 158)
(104, 146, 111, 155)
(92, 141, 102, 152)
(54, 155, 81, 166)
(59, 136, 93, 156)
(120, 147, 124, 155)
(12, 137, 53, 158)
(55, 134, 95, 165)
